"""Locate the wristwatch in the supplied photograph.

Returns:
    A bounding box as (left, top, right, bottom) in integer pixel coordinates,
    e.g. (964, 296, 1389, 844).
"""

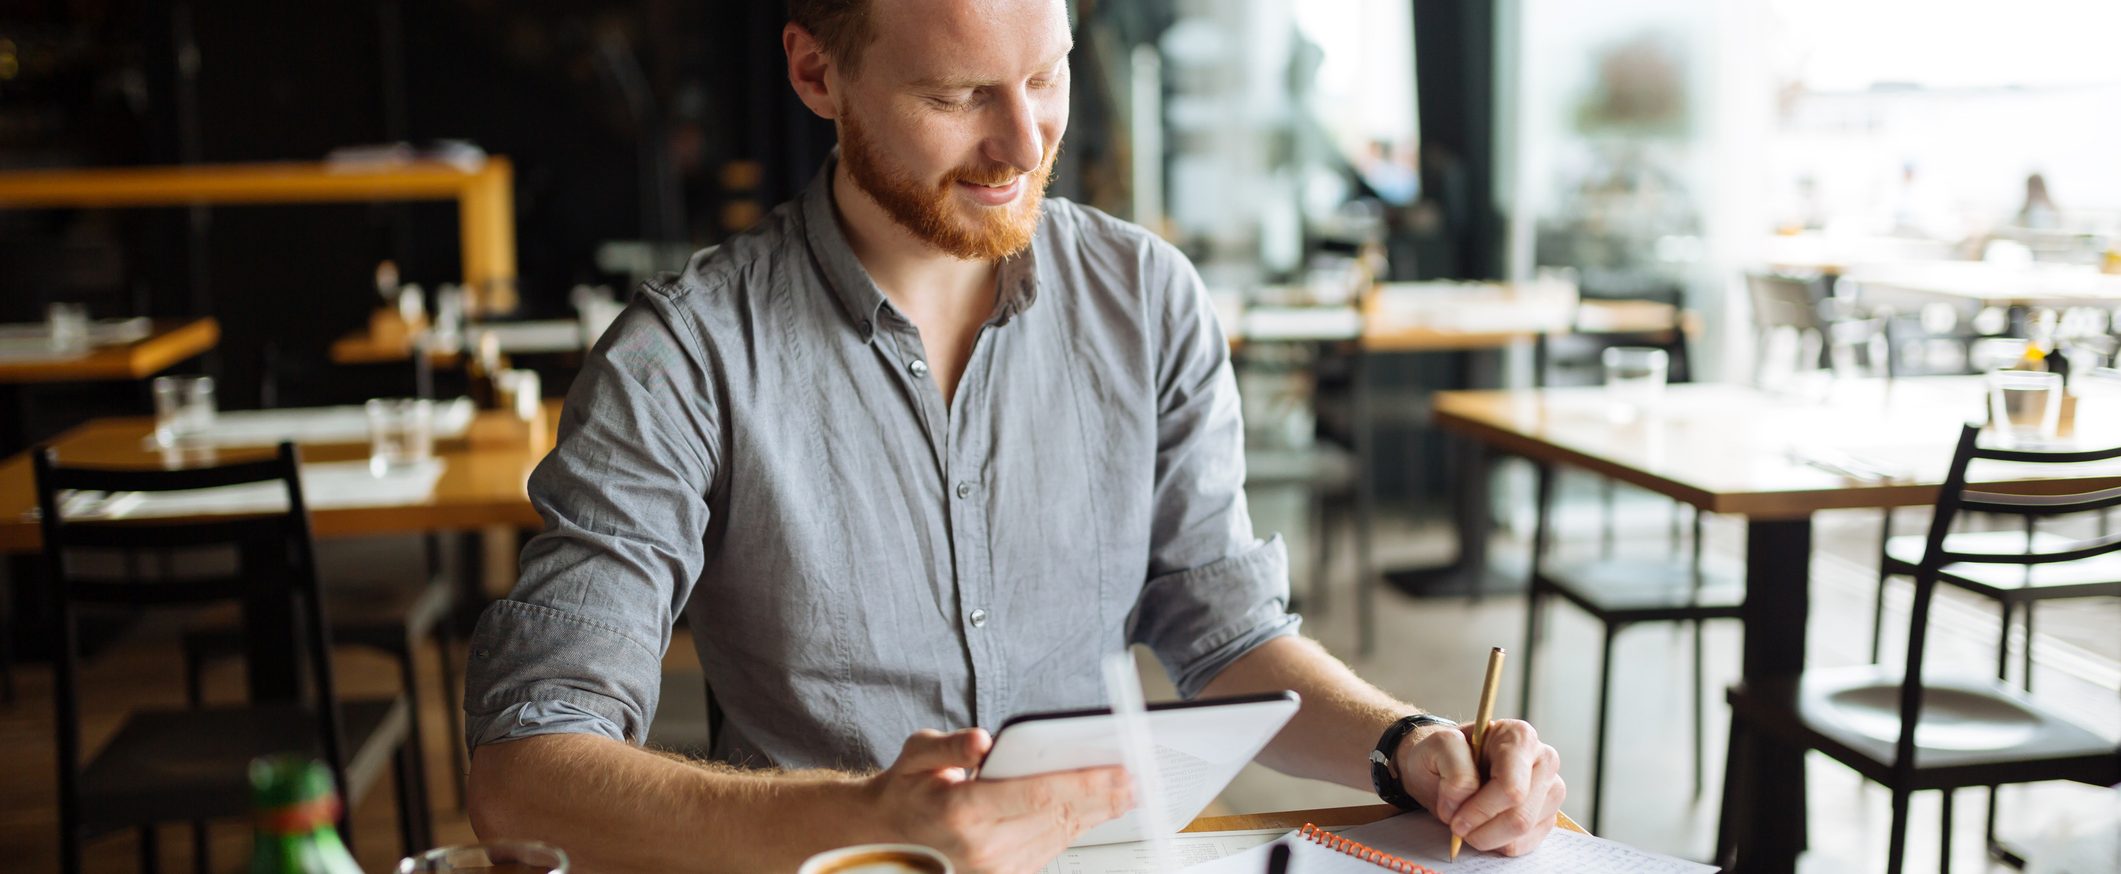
(1369, 713, 1458, 811)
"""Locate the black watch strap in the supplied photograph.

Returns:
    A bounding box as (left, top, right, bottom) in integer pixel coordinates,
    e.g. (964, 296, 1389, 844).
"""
(1369, 713, 1458, 811)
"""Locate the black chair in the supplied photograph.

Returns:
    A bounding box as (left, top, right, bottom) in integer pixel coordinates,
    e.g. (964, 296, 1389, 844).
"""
(1517, 461, 1744, 835)
(34, 442, 432, 874)
(1867, 485, 2121, 867)
(177, 533, 467, 811)
(1717, 424, 2121, 874)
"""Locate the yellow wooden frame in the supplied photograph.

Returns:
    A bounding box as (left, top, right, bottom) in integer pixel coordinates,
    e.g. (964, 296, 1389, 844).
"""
(0, 159, 518, 313)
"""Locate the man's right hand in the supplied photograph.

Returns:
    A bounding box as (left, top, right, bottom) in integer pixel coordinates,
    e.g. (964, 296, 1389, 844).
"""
(865, 728, 1135, 874)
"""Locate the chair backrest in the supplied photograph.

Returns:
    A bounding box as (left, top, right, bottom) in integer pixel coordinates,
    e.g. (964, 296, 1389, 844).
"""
(31, 442, 350, 831)
(1746, 273, 1824, 333)
(1892, 424, 2121, 773)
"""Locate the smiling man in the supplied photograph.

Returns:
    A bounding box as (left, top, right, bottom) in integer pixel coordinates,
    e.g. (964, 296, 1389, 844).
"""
(462, 1, 1564, 872)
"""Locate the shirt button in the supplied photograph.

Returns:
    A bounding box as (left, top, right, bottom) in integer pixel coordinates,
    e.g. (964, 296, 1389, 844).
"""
(968, 608, 989, 628)
(909, 359, 929, 377)
(955, 481, 974, 499)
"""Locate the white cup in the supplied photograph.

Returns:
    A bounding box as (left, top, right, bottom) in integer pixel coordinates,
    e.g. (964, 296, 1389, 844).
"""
(798, 844, 952, 874)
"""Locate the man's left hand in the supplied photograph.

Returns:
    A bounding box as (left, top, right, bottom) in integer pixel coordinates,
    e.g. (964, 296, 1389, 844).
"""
(1396, 719, 1565, 856)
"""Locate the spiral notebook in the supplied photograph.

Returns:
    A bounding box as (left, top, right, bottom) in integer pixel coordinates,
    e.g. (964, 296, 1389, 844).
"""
(1181, 812, 1717, 873)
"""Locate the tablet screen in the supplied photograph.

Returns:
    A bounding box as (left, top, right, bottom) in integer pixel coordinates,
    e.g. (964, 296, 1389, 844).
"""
(976, 691, 1301, 846)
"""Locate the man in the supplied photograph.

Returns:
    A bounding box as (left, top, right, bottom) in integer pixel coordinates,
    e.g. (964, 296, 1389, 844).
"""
(464, 1, 1566, 871)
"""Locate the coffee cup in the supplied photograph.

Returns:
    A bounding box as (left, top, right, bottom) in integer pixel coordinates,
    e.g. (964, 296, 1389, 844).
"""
(797, 844, 952, 874)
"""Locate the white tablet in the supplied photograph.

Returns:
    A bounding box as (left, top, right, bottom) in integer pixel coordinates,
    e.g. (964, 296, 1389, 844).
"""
(975, 691, 1301, 847)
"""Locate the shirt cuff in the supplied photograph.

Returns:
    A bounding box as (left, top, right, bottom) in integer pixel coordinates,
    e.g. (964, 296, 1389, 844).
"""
(462, 599, 665, 751)
(1131, 534, 1303, 699)
(468, 700, 629, 750)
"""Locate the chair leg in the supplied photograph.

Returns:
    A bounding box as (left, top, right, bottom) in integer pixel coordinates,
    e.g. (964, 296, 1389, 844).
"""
(1994, 602, 2015, 682)
(190, 821, 209, 874)
(394, 745, 420, 858)
(1519, 583, 1542, 723)
(2019, 603, 2035, 693)
(436, 619, 469, 811)
(395, 637, 437, 849)
(1691, 617, 1705, 801)
(1886, 788, 1911, 874)
(138, 825, 160, 874)
(1871, 512, 1893, 664)
(1590, 626, 1619, 835)
(1714, 712, 1744, 868)
(1940, 788, 1955, 874)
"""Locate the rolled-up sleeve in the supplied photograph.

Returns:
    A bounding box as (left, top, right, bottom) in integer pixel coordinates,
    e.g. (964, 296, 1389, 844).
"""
(1128, 244, 1300, 698)
(463, 290, 719, 751)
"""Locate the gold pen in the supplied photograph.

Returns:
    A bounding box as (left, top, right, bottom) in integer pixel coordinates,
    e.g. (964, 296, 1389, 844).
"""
(1451, 646, 1507, 863)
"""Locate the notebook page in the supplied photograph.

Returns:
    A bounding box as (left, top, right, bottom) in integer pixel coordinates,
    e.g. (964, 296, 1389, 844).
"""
(1182, 813, 1717, 873)
(1036, 828, 1285, 874)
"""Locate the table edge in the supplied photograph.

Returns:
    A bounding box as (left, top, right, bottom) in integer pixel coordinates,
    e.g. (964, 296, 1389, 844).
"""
(1185, 804, 1585, 836)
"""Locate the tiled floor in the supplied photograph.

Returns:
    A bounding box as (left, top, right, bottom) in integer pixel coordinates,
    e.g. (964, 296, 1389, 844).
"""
(1, 481, 2115, 872)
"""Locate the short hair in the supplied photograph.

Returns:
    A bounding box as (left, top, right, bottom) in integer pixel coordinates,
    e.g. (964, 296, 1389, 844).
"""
(788, 0, 878, 77)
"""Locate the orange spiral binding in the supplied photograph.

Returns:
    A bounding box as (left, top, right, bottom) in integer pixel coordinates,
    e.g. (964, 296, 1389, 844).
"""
(1297, 823, 1441, 874)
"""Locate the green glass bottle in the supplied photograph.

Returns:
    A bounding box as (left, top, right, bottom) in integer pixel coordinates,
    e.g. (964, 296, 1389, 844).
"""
(248, 755, 366, 874)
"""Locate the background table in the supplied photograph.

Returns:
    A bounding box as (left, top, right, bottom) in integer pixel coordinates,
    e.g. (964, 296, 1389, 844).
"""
(1430, 376, 2121, 873)
(0, 318, 219, 385)
(0, 403, 554, 554)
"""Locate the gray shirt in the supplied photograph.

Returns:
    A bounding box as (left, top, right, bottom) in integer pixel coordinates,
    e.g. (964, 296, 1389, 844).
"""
(462, 156, 1298, 770)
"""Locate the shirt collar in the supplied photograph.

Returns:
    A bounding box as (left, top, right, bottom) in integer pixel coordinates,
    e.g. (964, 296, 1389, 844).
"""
(800, 150, 1043, 343)
(801, 153, 890, 342)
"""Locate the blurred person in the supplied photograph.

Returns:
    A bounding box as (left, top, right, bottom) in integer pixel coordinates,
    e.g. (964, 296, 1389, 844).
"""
(2016, 172, 2061, 229)
(461, 1, 1567, 872)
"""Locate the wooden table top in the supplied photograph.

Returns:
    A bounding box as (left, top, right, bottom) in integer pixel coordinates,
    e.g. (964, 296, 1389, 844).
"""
(1186, 803, 1586, 835)
(329, 330, 464, 366)
(1433, 376, 2121, 520)
(330, 319, 587, 366)
(0, 402, 557, 553)
(0, 318, 219, 384)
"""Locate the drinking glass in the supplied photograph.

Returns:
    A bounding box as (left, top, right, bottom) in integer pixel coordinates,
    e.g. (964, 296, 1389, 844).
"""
(1602, 346, 1669, 420)
(366, 398, 435, 476)
(433, 284, 467, 351)
(1987, 369, 2062, 443)
(398, 841, 568, 874)
(46, 302, 89, 354)
(152, 375, 217, 447)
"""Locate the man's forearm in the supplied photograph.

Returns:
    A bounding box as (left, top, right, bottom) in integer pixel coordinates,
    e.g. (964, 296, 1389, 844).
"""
(1197, 635, 1445, 790)
(469, 733, 881, 873)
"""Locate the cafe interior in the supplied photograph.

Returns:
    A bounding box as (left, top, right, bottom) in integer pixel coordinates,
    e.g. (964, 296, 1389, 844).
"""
(0, 0, 2117, 872)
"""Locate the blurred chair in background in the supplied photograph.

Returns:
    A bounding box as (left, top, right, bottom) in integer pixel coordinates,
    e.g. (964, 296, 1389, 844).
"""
(1719, 425, 2121, 874)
